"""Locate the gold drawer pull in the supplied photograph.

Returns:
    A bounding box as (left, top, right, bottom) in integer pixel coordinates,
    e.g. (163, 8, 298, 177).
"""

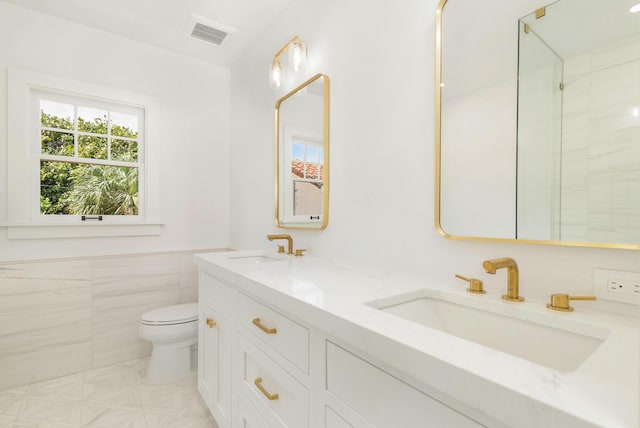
(205, 318, 216, 328)
(254, 377, 279, 401)
(252, 318, 277, 334)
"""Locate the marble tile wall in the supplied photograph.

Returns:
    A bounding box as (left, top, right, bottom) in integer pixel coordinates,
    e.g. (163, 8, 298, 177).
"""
(561, 35, 640, 243)
(0, 249, 221, 392)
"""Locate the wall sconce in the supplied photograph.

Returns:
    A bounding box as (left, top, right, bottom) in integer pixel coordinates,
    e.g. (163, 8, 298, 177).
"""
(269, 35, 308, 89)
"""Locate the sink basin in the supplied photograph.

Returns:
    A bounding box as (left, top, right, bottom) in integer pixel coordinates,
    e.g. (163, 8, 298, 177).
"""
(226, 255, 281, 264)
(367, 292, 608, 372)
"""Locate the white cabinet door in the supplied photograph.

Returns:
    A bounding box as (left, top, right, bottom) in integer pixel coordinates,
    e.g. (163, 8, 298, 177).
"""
(199, 303, 232, 428)
(326, 342, 483, 428)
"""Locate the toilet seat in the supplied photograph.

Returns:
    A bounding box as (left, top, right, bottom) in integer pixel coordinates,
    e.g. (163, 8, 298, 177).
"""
(140, 303, 198, 326)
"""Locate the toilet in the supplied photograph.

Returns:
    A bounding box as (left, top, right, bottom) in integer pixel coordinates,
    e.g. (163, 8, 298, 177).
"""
(139, 303, 199, 385)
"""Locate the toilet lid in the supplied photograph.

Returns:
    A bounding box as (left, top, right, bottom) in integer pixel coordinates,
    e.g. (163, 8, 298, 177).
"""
(140, 303, 198, 326)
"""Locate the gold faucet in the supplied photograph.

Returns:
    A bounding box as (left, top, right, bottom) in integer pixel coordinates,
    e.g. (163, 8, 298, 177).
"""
(267, 234, 293, 255)
(482, 257, 524, 302)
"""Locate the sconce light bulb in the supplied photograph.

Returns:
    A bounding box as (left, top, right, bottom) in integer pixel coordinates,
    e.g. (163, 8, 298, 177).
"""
(288, 39, 307, 72)
(631, 3, 640, 13)
(270, 58, 284, 89)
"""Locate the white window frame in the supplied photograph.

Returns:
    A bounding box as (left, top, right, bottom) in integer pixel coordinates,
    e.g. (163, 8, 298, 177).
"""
(7, 68, 162, 239)
(281, 125, 324, 225)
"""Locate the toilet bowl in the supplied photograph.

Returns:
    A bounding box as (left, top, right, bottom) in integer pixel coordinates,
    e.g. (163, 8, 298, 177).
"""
(139, 303, 198, 385)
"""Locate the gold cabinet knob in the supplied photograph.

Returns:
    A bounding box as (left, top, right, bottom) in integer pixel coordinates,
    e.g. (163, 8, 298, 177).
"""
(455, 274, 486, 294)
(205, 318, 216, 328)
(294, 249, 307, 257)
(547, 294, 596, 312)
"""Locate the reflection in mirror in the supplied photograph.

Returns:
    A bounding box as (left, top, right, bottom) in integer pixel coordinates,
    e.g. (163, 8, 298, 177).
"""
(275, 74, 329, 229)
(437, 0, 640, 248)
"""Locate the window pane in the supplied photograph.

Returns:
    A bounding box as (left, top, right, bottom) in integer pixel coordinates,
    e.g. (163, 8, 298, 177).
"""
(291, 159, 304, 178)
(292, 144, 305, 161)
(41, 130, 74, 156)
(40, 161, 138, 216)
(111, 112, 139, 139)
(293, 181, 323, 216)
(306, 145, 320, 163)
(40, 160, 79, 214)
(78, 106, 108, 134)
(305, 161, 322, 180)
(40, 100, 74, 131)
(111, 139, 138, 162)
(78, 136, 108, 160)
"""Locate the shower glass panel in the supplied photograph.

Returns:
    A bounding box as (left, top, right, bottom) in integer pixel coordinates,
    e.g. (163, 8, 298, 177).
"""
(516, 15, 563, 241)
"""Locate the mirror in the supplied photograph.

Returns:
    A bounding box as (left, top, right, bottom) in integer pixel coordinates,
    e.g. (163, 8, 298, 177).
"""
(437, 0, 640, 249)
(275, 74, 329, 229)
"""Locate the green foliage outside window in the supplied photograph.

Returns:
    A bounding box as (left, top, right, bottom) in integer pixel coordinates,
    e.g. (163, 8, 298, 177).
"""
(40, 111, 140, 216)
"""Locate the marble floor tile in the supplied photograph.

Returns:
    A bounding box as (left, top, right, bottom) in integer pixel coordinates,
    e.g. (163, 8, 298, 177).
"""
(3, 357, 218, 428)
(0, 415, 15, 428)
(0, 390, 25, 417)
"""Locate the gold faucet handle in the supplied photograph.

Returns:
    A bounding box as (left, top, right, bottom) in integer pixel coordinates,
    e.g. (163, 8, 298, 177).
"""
(277, 245, 285, 253)
(455, 274, 486, 294)
(547, 294, 596, 312)
(294, 249, 307, 257)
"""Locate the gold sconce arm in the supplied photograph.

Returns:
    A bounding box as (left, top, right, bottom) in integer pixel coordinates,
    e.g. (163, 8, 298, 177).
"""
(269, 35, 307, 89)
(273, 35, 301, 61)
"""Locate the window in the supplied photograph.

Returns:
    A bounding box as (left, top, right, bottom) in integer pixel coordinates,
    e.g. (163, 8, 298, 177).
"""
(282, 126, 325, 224)
(290, 137, 324, 217)
(8, 68, 161, 239)
(35, 91, 144, 218)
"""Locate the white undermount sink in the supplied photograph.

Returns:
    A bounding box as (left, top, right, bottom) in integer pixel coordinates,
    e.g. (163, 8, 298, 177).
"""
(225, 255, 281, 264)
(367, 291, 609, 372)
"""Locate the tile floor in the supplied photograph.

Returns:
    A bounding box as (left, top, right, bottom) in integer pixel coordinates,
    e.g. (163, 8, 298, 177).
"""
(0, 358, 218, 428)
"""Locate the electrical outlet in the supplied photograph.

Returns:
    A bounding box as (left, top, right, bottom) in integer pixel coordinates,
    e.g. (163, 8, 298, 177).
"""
(594, 269, 640, 304)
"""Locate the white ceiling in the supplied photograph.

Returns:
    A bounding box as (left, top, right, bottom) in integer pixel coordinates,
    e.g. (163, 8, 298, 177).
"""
(1, 0, 295, 66)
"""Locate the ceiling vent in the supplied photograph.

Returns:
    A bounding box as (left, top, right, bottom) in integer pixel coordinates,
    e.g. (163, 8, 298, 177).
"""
(185, 14, 235, 47)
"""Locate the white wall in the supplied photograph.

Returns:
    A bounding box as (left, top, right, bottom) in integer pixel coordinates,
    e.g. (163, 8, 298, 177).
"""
(0, 2, 230, 261)
(229, 0, 640, 302)
(441, 81, 517, 238)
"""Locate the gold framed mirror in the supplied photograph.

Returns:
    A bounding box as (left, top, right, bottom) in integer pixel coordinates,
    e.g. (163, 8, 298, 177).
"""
(275, 73, 329, 229)
(436, 0, 640, 249)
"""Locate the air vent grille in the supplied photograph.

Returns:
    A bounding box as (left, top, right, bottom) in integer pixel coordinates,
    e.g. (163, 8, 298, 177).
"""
(191, 22, 228, 46)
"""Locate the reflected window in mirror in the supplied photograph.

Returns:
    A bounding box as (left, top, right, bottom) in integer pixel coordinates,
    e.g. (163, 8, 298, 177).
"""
(275, 74, 329, 229)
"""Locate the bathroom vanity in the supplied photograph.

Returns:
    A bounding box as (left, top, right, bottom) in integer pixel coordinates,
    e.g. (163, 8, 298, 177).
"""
(194, 251, 638, 428)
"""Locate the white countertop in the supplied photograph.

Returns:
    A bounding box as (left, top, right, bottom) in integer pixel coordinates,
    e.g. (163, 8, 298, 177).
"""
(194, 250, 639, 428)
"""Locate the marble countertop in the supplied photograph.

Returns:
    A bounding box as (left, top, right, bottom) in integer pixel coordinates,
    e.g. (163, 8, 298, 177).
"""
(194, 251, 639, 428)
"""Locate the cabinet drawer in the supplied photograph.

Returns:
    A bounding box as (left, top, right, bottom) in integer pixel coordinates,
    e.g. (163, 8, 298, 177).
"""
(199, 272, 234, 317)
(238, 333, 309, 428)
(326, 342, 482, 428)
(238, 293, 309, 373)
(326, 406, 353, 428)
(238, 393, 271, 428)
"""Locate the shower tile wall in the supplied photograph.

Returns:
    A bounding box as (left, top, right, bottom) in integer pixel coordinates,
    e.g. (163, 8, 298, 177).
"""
(0, 250, 222, 392)
(561, 34, 640, 243)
